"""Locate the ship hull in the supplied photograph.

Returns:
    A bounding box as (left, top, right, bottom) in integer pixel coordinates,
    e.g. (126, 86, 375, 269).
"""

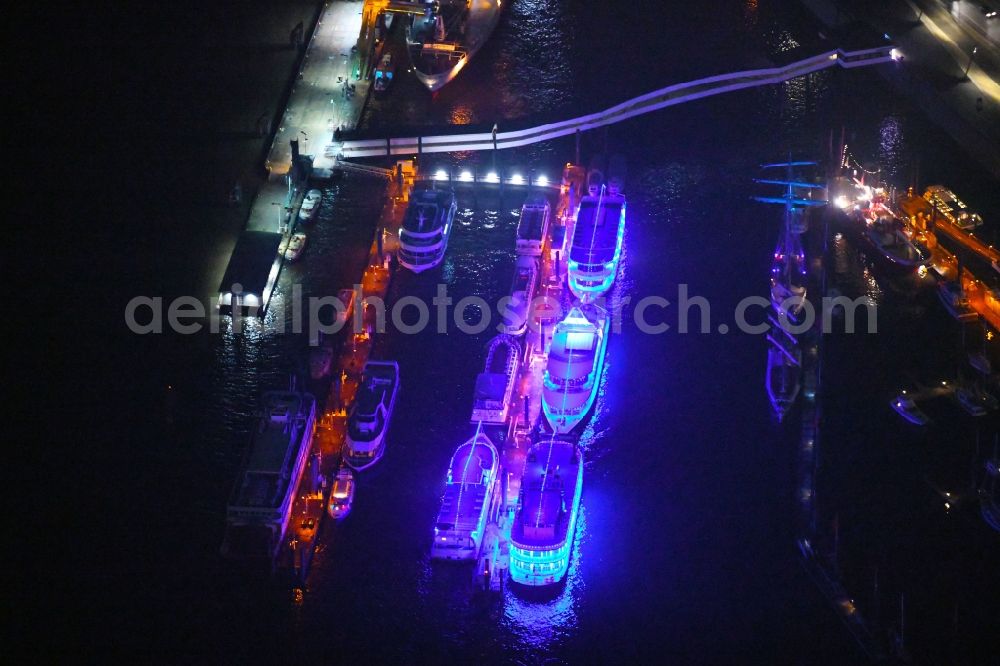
(407, 1, 502, 92)
(344, 363, 400, 471)
(509, 447, 584, 587)
(431, 433, 501, 560)
(541, 314, 610, 434)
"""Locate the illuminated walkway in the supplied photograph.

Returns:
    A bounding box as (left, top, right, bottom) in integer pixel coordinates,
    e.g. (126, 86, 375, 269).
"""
(325, 46, 893, 160)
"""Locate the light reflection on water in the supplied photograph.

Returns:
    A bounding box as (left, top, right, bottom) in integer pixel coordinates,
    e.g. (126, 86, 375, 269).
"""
(501, 507, 585, 653)
(877, 114, 907, 183)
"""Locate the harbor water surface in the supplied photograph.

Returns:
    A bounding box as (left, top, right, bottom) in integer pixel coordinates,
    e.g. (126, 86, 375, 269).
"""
(78, 0, 1000, 662)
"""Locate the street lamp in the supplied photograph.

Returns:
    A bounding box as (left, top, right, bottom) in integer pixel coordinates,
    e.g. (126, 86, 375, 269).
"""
(964, 46, 978, 78)
(272, 202, 285, 232)
(300, 130, 309, 155)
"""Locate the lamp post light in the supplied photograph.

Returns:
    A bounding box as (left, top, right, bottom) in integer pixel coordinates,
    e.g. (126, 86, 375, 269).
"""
(300, 130, 309, 155)
(964, 46, 978, 78)
(272, 202, 285, 233)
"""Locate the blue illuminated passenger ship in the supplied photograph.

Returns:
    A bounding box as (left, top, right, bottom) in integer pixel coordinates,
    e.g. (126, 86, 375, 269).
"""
(567, 158, 626, 301)
(221, 390, 316, 561)
(542, 305, 610, 434)
(509, 437, 584, 586)
(431, 430, 502, 560)
(398, 187, 457, 273)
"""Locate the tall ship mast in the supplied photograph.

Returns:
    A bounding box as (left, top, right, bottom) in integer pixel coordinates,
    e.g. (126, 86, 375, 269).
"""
(406, 0, 504, 92)
(221, 389, 317, 563)
(754, 161, 824, 421)
(755, 161, 825, 325)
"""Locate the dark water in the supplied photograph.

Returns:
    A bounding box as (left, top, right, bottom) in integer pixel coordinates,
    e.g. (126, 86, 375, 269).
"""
(52, 0, 1000, 662)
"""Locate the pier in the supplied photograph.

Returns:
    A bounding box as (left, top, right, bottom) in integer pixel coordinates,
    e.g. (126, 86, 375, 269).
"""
(898, 190, 1000, 330)
(326, 46, 894, 159)
(222, 0, 896, 590)
(277, 159, 412, 583)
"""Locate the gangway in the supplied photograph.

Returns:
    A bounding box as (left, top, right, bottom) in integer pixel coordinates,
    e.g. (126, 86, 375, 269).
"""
(317, 157, 394, 180)
(329, 46, 895, 159)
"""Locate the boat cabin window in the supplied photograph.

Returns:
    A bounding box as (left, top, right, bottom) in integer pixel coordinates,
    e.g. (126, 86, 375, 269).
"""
(353, 409, 384, 434)
(565, 331, 596, 352)
(513, 269, 531, 291)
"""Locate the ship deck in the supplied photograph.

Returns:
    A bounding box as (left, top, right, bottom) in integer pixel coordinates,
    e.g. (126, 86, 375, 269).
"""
(510, 438, 581, 549)
(570, 197, 624, 263)
(231, 393, 314, 509)
(517, 202, 549, 241)
(464, 0, 503, 54)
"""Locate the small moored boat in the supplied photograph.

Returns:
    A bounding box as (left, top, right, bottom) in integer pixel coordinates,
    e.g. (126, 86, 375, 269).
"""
(327, 464, 356, 520)
(281, 232, 307, 262)
(515, 196, 551, 256)
(299, 189, 322, 221)
(890, 392, 929, 425)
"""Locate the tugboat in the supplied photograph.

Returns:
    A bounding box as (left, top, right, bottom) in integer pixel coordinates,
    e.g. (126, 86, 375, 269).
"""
(853, 187, 930, 271)
(541, 305, 610, 434)
(431, 428, 502, 560)
(500, 255, 538, 337)
(344, 361, 400, 471)
(398, 187, 457, 273)
(299, 189, 322, 222)
(470, 334, 521, 425)
(327, 464, 355, 520)
(509, 435, 583, 587)
(406, 0, 503, 92)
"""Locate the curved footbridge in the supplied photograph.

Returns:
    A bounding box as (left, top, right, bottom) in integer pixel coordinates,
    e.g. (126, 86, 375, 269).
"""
(320, 45, 894, 165)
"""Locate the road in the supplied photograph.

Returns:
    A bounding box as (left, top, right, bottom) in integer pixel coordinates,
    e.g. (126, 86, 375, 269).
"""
(247, 1, 369, 236)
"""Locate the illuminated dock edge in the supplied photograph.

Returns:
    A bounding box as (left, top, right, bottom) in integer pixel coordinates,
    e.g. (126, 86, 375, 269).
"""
(218, 231, 284, 316)
(509, 440, 584, 586)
